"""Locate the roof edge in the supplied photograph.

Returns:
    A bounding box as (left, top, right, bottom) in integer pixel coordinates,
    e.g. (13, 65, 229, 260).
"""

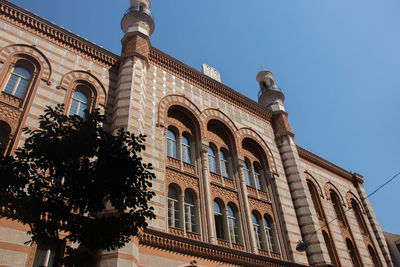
(297, 145, 363, 183)
(0, 0, 120, 67)
(150, 47, 273, 122)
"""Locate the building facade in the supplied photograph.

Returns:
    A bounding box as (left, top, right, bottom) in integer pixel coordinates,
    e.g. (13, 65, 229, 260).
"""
(384, 232, 400, 267)
(0, 0, 394, 266)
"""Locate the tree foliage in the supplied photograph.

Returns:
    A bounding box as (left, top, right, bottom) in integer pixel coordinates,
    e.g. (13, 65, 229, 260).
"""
(0, 105, 155, 264)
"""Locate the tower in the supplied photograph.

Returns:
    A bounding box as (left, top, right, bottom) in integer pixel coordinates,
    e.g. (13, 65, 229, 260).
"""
(257, 70, 331, 266)
(112, 0, 155, 133)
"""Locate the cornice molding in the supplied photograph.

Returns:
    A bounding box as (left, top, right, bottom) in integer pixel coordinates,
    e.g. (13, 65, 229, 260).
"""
(149, 47, 272, 122)
(140, 229, 307, 267)
(0, 0, 120, 68)
(297, 146, 362, 183)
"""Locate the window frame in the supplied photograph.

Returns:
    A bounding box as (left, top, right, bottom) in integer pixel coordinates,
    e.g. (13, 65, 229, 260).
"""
(184, 189, 196, 233)
(167, 185, 181, 229)
(166, 128, 178, 159)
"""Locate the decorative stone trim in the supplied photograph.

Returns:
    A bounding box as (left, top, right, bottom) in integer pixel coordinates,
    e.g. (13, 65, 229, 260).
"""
(304, 171, 325, 198)
(297, 146, 357, 183)
(139, 229, 307, 267)
(0, 44, 52, 84)
(150, 48, 272, 123)
(0, 0, 119, 68)
(324, 182, 346, 207)
(57, 70, 107, 107)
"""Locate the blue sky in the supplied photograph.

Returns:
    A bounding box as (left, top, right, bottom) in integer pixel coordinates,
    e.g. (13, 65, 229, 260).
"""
(9, 0, 400, 234)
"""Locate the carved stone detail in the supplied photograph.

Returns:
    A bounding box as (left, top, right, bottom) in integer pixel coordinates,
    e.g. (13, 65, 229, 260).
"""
(248, 197, 273, 217)
(166, 168, 199, 194)
(210, 184, 238, 206)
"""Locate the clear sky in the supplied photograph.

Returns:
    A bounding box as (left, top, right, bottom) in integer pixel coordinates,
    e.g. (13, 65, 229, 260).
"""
(9, 0, 400, 234)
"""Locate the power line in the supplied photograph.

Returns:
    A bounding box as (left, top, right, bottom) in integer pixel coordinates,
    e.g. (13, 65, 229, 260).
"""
(309, 171, 400, 238)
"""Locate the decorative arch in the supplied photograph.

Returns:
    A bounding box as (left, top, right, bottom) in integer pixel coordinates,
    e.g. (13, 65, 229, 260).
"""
(57, 70, 107, 107)
(238, 128, 278, 174)
(0, 44, 51, 84)
(157, 94, 203, 134)
(325, 181, 346, 207)
(346, 191, 365, 214)
(202, 108, 239, 151)
(304, 171, 324, 198)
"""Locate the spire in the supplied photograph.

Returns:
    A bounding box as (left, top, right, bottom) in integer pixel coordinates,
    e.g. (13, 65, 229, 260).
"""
(256, 70, 285, 112)
(121, 0, 154, 36)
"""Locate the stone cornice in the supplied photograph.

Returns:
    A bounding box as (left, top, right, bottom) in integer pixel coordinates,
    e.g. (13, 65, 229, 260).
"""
(140, 228, 307, 267)
(149, 47, 272, 122)
(0, 0, 120, 68)
(297, 146, 363, 183)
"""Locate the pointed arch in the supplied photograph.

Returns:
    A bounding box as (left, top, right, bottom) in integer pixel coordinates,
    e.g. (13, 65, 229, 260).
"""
(0, 44, 51, 84)
(157, 94, 203, 136)
(57, 70, 106, 107)
(346, 191, 365, 214)
(304, 171, 324, 198)
(325, 181, 346, 207)
(237, 127, 277, 174)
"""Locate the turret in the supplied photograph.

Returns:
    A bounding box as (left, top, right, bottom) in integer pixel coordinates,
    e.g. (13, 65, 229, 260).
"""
(257, 70, 285, 112)
(120, 0, 154, 62)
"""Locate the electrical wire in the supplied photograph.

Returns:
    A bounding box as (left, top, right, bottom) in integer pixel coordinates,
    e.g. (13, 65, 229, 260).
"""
(312, 170, 400, 235)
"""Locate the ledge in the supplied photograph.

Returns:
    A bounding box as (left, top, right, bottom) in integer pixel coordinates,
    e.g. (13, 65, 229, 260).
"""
(297, 146, 363, 183)
(140, 228, 308, 267)
(0, 0, 120, 67)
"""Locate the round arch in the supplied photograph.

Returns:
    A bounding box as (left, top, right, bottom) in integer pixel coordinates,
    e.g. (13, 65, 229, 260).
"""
(57, 70, 107, 107)
(238, 127, 278, 174)
(304, 171, 324, 198)
(0, 44, 52, 84)
(346, 191, 365, 214)
(157, 94, 203, 136)
(325, 181, 346, 207)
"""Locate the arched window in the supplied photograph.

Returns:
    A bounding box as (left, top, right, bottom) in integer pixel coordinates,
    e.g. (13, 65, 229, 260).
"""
(368, 245, 381, 267)
(351, 199, 368, 234)
(167, 185, 180, 228)
(264, 215, 277, 252)
(243, 160, 252, 186)
(68, 86, 89, 117)
(227, 204, 239, 244)
(166, 129, 177, 158)
(330, 192, 346, 226)
(252, 213, 263, 249)
(219, 150, 229, 178)
(0, 126, 9, 155)
(4, 64, 32, 99)
(213, 200, 224, 240)
(346, 238, 361, 267)
(322, 231, 338, 266)
(253, 163, 262, 190)
(208, 146, 217, 173)
(181, 134, 191, 164)
(307, 181, 324, 219)
(184, 190, 196, 233)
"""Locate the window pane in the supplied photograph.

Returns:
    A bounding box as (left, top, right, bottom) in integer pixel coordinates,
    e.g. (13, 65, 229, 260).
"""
(244, 161, 252, 186)
(181, 135, 191, 164)
(4, 74, 18, 95)
(220, 151, 229, 178)
(166, 130, 177, 158)
(227, 206, 234, 217)
(13, 66, 31, 79)
(68, 99, 79, 116)
(14, 78, 29, 98)
(73, 91, 88, 103)
(208, 147, 217, 173)
(213, 201, 221, 214)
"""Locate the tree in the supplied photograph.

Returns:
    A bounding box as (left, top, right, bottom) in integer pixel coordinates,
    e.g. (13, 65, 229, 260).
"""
(0, 105, 155, 266)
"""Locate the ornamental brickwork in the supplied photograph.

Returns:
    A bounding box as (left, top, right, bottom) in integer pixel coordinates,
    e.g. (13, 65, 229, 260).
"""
(0, 0, 394, 267)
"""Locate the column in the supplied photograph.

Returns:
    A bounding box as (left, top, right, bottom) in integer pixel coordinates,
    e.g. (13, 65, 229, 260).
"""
(200, 141, 216, 244)
(238, 157, 258, 254)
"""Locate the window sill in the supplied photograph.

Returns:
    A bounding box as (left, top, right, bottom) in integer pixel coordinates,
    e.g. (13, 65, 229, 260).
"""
(0, 91, 23, 108)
